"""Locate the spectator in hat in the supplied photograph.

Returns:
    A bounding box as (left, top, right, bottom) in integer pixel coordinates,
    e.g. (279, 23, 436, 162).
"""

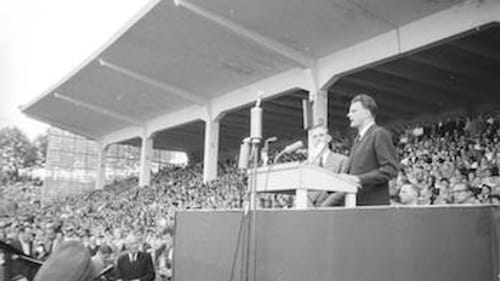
(115, 234, 155, 281)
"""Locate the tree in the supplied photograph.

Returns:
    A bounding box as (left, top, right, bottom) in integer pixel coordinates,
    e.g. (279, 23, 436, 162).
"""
(33, 131, 49, 165)
(0, 127, 38, 181)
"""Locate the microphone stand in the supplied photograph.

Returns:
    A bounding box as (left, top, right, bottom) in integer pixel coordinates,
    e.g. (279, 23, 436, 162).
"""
(243, 96, 263, 281)
(273, 141, 304, 164)
(249, 137, 261, 281)
(242, 136, 261, 281)
(248, 138, 261, 212)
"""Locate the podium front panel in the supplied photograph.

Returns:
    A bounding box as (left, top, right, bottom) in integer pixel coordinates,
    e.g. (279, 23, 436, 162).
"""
(174, 206, 499, 281)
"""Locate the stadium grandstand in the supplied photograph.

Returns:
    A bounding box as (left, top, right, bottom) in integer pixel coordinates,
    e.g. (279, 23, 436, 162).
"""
(1, 0, 500, 281)
(42, 127, 187, 202)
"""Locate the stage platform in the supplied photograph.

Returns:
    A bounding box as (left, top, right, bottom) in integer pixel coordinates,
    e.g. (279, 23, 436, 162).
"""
(173, 205, 499, 281)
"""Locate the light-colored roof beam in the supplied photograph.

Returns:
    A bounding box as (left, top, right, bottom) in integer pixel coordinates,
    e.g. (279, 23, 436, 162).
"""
(173, 0, 315, 68)
(98, 58, 207, 105)
(53, 92, 142, 126)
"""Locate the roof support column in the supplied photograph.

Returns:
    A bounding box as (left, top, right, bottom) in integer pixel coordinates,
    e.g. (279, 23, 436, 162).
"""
(312, 89, 328, 128)
(307, 88, 328, 161)
(139, 131, 154, 187)
(203, 117, 220, 183)
(95, 143, 109, 190)
(306, 67, 329, 160)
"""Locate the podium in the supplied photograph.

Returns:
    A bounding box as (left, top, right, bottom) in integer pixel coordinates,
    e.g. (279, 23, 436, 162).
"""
(251, 162, 358, 208)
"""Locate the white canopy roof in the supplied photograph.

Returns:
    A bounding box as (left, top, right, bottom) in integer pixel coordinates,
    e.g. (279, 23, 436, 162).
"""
(22, 0, 498, 152)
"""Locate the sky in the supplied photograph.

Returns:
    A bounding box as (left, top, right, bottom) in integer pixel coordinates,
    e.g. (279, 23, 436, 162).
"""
(0, 0, 151, 140)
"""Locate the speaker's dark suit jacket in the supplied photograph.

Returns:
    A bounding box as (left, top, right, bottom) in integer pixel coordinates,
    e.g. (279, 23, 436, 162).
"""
(348, 125, 399, 205)
(115, 251, 155, 281)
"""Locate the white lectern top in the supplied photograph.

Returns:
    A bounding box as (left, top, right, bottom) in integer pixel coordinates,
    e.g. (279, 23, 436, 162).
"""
(250, 162, 358, 208)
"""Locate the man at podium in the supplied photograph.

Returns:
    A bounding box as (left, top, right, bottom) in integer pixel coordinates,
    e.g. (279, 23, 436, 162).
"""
(341, 94, 399, 206)
(307, 125, 349, 207)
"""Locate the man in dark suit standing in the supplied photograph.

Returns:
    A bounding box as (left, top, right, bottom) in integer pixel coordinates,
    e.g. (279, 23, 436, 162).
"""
(340, 94, 399, 206)
(115, 234, 155, 281)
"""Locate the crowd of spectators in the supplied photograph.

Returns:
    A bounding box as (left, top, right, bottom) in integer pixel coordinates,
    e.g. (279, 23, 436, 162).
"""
(390, 109, 500, 205)
(0, 161, 247, 280)
(1, 107, 500, 280)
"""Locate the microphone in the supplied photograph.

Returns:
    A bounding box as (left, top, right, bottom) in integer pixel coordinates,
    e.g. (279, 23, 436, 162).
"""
(282, 140, 304, 153)
(274, 140, 304, 163)
(264, 136, 278, 145)
(261, 137, 278, 167)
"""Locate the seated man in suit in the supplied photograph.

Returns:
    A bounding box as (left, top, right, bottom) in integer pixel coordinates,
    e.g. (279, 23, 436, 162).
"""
(115, 234, 155, 281)
(307, 125, 349, 207)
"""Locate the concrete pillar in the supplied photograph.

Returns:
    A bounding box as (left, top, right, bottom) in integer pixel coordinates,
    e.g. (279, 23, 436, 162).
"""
(203, 118, 220, 183)
(95, 143, 108, 190)
(307, 89, 328, 160)
(139, 132, 154, 187)
(312, 89, 328, 127)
